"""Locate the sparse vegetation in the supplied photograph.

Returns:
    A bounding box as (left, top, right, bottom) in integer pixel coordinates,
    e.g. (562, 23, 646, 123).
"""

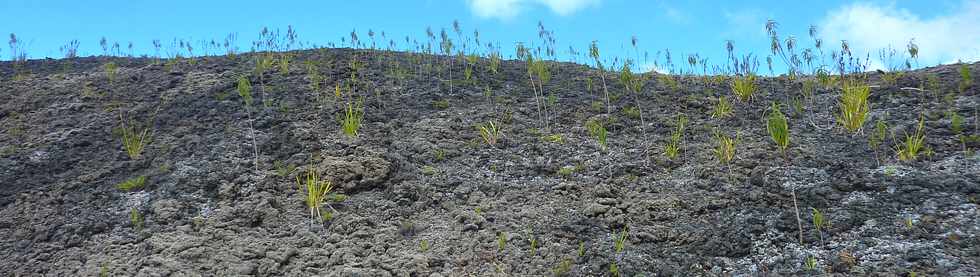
(896, 117, 927, 161)
(129, 207, 144, 231)
(4, 18, 977, 275)
(478, 120, 501, 146)
(959, 63, 973, 93)
(663, 114, 687, 160)
(838, 80, 871, 133)
(731, 74, 757, 102)
(586, 119, 608, 150)
(342, 101, 364, 137)
(711, 96, 734, 119)
(119, 116, 150, 160)
(869, 118, 890, 164)
(296, 159, 343, 224)
(713, 130, 738, 170)
(237, 76, 260, 170)
(613, 226, 628, 253)
(766, 102, 790, 158)
(116, 176, 146, 191)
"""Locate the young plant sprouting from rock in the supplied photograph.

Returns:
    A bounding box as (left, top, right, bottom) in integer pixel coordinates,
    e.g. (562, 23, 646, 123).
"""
(896, 116, 927, 161)
(730, 74, 757, 102)
(766, 102, 790, 159)
(497, 231, 506, 252)
(341, 100, 364, 137)
(869, 118, 889, 165)
(711, 96, 734, 119)
(129, 207, 143, 231)
(619, 61, 647, 133)
(959, 63, 973, 94)
(589, 41, 611, 114)
(104, 62, 118, 86)
(609, 262, 620, 277)
(613, 226, 628, 253)
(440, 28, 454, 95)
(119, 115, 150, 160)
(488, 51, 501, 75)
(663, 114, 688, 160)
(811, 207, 828, 245)
(296, 160, 344, 224)
(586, 119, 608, 151)
(116, 176, 146, 191)
(804, 256, 818, 272)
(237, 76, 259, 171)
(837, 80, 871, 133)
(713, 130, 739, 177)
(478, 120, 501, 146)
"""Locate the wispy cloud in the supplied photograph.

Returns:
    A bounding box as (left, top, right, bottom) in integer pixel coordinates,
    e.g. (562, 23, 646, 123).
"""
(467, 0, 600, 20)
(819, 1, 980, 66)
(721, 8, 767, 40)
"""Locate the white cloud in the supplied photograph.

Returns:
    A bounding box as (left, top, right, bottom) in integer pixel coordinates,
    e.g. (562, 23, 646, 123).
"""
(819, 1, 980, 66)
(467, 0, 599, 20)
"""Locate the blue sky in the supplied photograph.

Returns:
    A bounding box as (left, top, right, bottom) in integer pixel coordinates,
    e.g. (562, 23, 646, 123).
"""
(2, 0, 978, 73)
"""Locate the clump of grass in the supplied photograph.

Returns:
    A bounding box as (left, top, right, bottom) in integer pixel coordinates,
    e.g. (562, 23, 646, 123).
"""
(663, 114, 687, 160)
(869, 118, 890, 165)
(527, 230, 538, 256)
(713, 130, 739, 177)
(711, 96, 734, 119)
(478, 120, 501, 146)
(129, 207, 143, 231)
(622, 106, 641, 120)
(556, 166, 575, 178)
(881, 70, 904, 87)
(586, 119, 608, 150)
(119, 116, 150, 160)
(542, 133, 564, 144)
(837, 81, 871, 133)
(812, 207, 829, 245)
(296, 160, 343, 224)
(497, 232, 507, 252)
(804, 256, 818, 272)
(341, 101, 364, 137)
(552, 258, 573, 276)
(609, 262, 620, 277)
(730, 74, 757, 102)
(766, 102, 790, 158)
(432, 99, 450, 110)
(896, 117, 926, 161)
(274, 160, 297, 177)
(116, 176, 146, 191)
(104, 62, 118, 86)
(960, 63, 973, 93)
(613, 226, 628, 253)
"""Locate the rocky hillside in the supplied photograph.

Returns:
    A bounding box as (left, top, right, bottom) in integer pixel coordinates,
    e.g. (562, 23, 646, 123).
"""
(0, 49, 978, 276)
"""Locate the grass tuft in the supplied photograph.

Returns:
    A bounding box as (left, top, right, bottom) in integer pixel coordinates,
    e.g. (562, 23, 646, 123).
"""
(730, 74, 757, 102)
(296, 160, 339, 224)
(711, 96, 734, 119)
(120, 116, 150, 160)
(116, 176, 146, 191)
(766, 102, 790, 158)
(663, 114, 687, 160)
(478, 120, 501, 146)
(342, 101, 364, 137)
(837, 81, 871, 133)
(896, 117, 927, 161)
(129, 207, 143, 231)
(586, 119, 608, 150)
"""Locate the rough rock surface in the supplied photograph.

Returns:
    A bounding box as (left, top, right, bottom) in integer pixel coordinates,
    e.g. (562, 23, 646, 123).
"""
(0, 50, 978, 276)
